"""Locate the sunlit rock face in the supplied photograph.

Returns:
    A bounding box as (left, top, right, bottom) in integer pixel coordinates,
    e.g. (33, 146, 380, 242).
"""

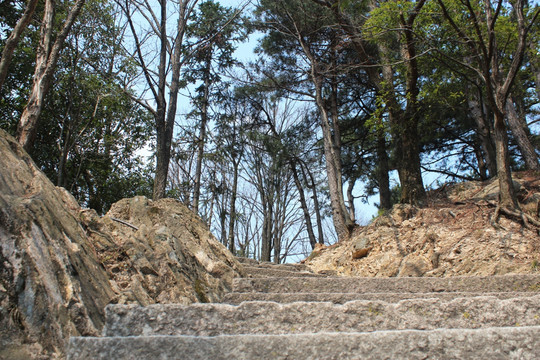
(0, 129, 115, 359)
(0, 129, 243, 359)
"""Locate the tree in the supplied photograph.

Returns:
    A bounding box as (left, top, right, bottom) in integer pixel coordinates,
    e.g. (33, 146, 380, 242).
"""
(29, 0, 154, 212)
(256, 0, 356, 240)
(243, 104, 305, 263)
(16, 0, 87, 152)
(436, 0, 539, 210)
(311, 0, 428, 206)
(0, 0, 39, 91)
(120, 0, 199, 200)
(184, 0, 248, 213)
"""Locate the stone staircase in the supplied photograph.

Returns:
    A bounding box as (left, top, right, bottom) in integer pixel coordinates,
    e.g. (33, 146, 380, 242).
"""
(68, 257, 540, 359)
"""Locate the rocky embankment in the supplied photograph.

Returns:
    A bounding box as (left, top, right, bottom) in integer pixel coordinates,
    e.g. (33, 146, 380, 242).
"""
(306, 172, 540, 277)
(0, 129, 242, 359)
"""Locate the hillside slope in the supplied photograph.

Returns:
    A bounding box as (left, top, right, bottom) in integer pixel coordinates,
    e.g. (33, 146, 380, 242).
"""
(306, 172, 540, 277)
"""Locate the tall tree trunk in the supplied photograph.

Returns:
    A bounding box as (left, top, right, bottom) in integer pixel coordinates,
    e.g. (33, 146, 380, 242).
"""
(192, 55, 212, 212)
(493, 110, 519, 209)
(378, 41, 426, 206)
(295, 31, 353, 241)
(397, 3, 427, 205)
(0, 0, 39, 92)
(467, 92, 497, 177)
(153, 0, 193, 200)
(17, 0, 86, 152)
(506, 96, 539, 170)
(312, 73, 353, 240)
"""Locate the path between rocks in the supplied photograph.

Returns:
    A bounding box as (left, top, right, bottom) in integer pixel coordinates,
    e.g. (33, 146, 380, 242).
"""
(68, 257, 540, 359)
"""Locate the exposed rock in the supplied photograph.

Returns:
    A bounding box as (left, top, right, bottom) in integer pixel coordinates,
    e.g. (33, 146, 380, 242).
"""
(0, 130, 114, 359)
(307, 171, 540, 277)
(351, 237, 372, 260)
(0, 129, 243, 359)
(81, 196, 244, 306)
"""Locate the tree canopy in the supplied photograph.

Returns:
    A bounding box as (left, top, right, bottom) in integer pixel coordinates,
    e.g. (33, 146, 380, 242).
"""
(1, 0, 538, 262)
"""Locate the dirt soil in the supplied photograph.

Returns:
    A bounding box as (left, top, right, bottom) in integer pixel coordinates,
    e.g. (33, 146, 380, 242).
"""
(306, 171, 540, 277)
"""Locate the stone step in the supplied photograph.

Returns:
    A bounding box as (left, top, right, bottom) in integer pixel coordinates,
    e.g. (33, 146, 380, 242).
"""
(243, 265, 322, 278)
(68, 326, 540, 360)
(235, 256, 310, 272)
(103, 295, 540, 336)
(233, 274, 540, 294)
(222, 291, 540, 304)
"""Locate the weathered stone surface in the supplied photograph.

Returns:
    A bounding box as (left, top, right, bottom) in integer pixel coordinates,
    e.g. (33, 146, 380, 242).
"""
(68, 327, 540, 360)
(243, 266, 322, 278)
(237, 257, 309, 271)
(83, 196, 244, 305)
(68, 259, 540, 359)
(232, 274, 540, 294)
(103, 295, 540, 336)
(222, 291, 539, 305)
(0, 129, 115, 359)
(306, 172, 540, 277)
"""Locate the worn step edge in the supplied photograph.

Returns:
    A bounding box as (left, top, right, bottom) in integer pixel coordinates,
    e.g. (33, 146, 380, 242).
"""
(235, 257, 308, 271)
(221, 291, 540, 304)
(243, 266, 321, 278)
(232, 274, 540, 294)
(103, 295, 540, 336)
(69, 326, 540, 360)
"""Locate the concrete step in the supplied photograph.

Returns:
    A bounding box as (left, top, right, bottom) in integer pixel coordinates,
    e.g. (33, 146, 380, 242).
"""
(233, 274, 540, 294)
(68, 326, 540, 360)
(222, 291, 540, 304)
(103, 295, 540, 336)
(243, 265, 322, 278)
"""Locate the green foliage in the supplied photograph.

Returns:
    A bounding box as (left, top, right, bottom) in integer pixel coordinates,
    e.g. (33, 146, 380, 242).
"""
(1, 0, 154, 213)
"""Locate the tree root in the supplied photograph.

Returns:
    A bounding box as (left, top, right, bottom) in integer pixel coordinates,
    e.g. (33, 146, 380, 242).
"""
(490, 204, 504, 230)
(486, 201, 540, 229)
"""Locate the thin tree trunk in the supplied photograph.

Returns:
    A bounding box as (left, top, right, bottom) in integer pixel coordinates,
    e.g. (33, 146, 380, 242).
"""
(301, 163, 324, 245)
(219, 171, 228, 245)
(0, 0, 39, 91)
(153, 0, 196, 200)
(346, 179, 356, 222)
(291, 161, 317, 249)
(227, 160, 239, 255)
(506, 96, 539, 170)
(376, 125, 392, 210)
(145, 0, 168, 200)
(295, 31, 353, 240)
(192, 55, 212, 212)
(17, 0, 86, 152)
(261, 202, 272, 262)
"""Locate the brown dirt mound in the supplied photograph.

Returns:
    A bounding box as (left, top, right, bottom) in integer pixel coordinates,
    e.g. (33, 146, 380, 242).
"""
(306, 172, 540, 277)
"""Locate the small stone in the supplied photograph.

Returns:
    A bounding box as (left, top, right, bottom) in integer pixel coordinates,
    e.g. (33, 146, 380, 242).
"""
(352, 248, 372, 260)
